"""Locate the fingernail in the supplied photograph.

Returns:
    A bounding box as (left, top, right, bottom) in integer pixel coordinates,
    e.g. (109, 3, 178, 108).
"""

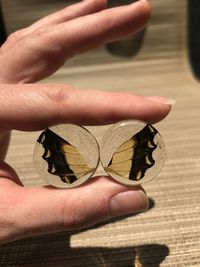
(109, 190, 149, 217)
(145, 96, 176, 105)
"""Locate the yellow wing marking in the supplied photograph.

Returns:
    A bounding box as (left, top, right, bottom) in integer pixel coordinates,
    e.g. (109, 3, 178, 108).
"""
(61, 142, 94, 179)
(105, 139, 135, 179)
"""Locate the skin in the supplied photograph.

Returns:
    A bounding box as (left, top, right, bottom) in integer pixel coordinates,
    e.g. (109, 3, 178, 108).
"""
(0, 0, 172, 244)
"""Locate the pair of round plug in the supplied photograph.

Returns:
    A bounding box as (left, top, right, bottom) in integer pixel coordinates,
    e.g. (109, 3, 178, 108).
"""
(33, 120, 165, 188)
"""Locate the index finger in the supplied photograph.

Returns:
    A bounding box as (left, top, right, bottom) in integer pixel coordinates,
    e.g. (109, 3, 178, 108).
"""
(0, 84, 172, 131)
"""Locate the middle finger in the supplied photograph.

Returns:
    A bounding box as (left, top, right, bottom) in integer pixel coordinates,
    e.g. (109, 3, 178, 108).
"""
(28, 0, 107, 32)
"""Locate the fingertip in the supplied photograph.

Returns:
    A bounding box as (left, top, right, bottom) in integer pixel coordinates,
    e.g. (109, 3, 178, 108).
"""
(143, 96, 175, 123)
(109, 188, 149, 217)
(131, 0, 151, 25)
(140, 0, 151, 13)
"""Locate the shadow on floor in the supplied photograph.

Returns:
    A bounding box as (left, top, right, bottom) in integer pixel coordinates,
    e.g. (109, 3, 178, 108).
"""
(0, 238, 169, 267)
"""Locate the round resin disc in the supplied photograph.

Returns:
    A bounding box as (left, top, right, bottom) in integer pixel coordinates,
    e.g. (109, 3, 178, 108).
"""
(33, 124, 99, 188)
(100, 120, 166, 186)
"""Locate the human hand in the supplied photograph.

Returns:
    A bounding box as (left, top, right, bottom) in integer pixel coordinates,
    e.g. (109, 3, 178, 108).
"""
(0, 0, 172, 244)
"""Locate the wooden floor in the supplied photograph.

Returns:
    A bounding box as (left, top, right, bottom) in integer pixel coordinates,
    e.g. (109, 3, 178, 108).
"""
(1, 0, 200, 266)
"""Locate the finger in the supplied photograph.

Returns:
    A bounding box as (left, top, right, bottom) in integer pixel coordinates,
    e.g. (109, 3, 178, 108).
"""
(29, 0, 107, 31)
(0, 0, 150, 83)
(0, 84, 172, 131)
(60, 0, 150, 55)
(1, 0, 107, 52)
(33, 0, 150, 57)
(0, 176, 148, 243)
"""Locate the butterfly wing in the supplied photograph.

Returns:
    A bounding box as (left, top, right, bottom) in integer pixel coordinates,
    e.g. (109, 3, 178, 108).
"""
(37, 128, 94, 184)
(105, 124, 158, 181)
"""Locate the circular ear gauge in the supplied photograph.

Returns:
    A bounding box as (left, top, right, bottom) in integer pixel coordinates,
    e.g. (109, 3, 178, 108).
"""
(100, 120, 166, 186)
(33, 124, 99, 188)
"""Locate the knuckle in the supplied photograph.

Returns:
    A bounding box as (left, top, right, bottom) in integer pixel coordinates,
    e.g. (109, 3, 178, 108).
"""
(33, 26, 72, 58)
(39, 84, 76, 126)
(60, 194, 109, 230)
(94, 197, 109, 219)
(45, 84, 74, 105)
(34, 26, 55, 38)
(7, 29, 27, 41)
(61, 194, 86, 230)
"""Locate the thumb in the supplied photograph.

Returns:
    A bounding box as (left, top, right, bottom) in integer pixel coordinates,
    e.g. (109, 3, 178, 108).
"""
(24, 177, 149, 234)
(0, 177, 148, 243)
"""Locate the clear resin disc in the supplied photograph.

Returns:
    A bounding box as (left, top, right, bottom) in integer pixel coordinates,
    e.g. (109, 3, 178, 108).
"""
(100, 120, 166, 186)
(33, 124, 99, 188)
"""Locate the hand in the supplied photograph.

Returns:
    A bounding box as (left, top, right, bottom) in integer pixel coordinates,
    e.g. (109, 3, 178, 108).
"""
(0, 0, 171, 244)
